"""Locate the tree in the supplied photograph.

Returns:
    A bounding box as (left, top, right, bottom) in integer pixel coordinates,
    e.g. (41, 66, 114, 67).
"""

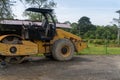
(84, 31, 96, 39)
(70, 22, 79, 35)
(64, 21, 71, 25)
(0, 0, 15, 19)
(95, 26, 104, 39)
(110, 25, 117, 39)
(77, 16, 96, 37)
(21, 0, 57, 21)
(95, 25, 117, 40)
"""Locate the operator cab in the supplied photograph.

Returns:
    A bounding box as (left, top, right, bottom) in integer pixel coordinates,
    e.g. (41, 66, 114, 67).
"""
(24, 8, 56, 41)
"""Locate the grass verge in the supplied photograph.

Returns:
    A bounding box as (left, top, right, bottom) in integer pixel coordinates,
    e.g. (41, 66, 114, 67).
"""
(78, 44, 120, 55)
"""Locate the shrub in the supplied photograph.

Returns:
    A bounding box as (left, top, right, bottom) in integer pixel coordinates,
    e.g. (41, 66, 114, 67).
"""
(88, 39, 94, 43)
(93, 39, 105, 45)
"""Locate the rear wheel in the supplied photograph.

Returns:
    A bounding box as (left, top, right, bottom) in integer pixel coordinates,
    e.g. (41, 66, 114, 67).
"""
(52, 39, 74, 61)
(0, 36, 25, 64)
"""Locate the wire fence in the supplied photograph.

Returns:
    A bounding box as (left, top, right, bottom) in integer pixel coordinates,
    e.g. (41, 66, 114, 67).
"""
(80, 42, 120, 55)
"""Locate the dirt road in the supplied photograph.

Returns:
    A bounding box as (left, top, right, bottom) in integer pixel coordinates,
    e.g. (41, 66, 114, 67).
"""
(0, 55, 120, 80)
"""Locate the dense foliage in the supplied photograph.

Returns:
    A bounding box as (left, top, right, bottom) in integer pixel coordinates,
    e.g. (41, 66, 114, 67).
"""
(69, 16, 118, 40)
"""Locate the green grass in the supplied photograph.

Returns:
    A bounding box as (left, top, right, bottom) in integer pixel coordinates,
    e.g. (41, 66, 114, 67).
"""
(79, 44, 120, 55)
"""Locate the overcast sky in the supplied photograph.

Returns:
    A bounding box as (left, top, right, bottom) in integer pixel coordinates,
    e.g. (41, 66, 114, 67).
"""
(12, 0, 120, 25)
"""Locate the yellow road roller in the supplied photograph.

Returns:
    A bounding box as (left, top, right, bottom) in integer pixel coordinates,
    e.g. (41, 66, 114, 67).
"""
(0, 8, 87, 64)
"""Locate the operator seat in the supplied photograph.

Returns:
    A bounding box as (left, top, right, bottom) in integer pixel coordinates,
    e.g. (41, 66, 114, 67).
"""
(40, 19, 53, 41)
(41, 19, 50, 37)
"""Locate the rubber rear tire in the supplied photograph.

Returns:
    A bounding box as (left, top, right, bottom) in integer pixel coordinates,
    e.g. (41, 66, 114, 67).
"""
(52, 39, 74, 61)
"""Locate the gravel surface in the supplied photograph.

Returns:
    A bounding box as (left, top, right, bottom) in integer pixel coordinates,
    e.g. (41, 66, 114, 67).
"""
(0, 55, 120, 80)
